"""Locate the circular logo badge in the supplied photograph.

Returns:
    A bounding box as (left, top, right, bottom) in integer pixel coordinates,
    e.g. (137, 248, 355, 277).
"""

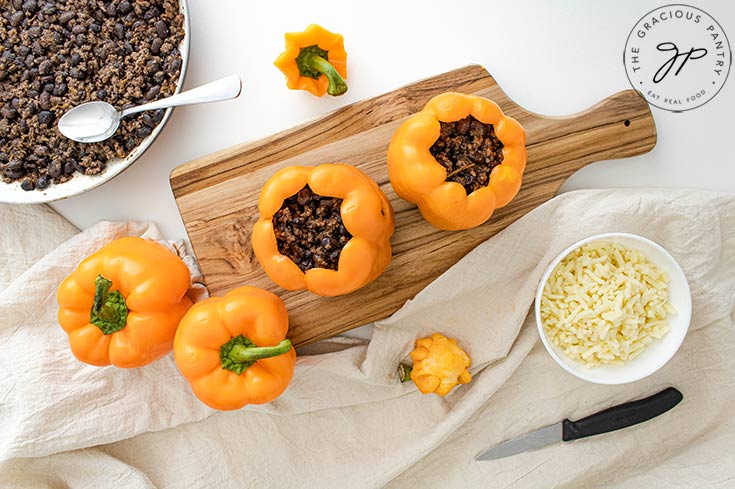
(624, 4, 731, 112)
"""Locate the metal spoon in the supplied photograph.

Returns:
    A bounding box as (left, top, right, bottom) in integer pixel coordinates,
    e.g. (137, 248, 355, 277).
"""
(58, 74, 242, 143)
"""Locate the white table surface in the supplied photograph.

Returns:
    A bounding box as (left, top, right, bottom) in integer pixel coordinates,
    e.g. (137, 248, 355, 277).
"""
(51, 0, 734, 240)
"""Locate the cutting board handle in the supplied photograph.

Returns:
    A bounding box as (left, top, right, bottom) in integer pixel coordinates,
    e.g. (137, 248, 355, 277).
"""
(523, 89, 657, 178)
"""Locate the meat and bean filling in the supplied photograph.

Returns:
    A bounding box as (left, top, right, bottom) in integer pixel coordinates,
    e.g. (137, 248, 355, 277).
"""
(272, 186, 352, 272)
(429, 115, 505, 195)
(0, 0, 185, 191)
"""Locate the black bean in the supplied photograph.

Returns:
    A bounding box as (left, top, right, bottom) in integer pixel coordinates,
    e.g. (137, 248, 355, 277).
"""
(113, 22, 124, 40)
(52, 82, 67, 96)
(48, 160, 62, 178)
(469, 119, 486, 137)
(71, 24, 86, 34)
(105, 3, 116, 16)
(35, 175, 49, 189)
(72, 160, 85, 173)
(457, 118, 471, 134)
(7, 160, 23, 172)
(22, 0, 38, 13)
(168, 57, 182, 73)
(69, 53, 81, 66)
(141, 113, 154, 127)
(152, 109, 164, 124)
(28, 26, 42, 38)
(58, 11, 75, 24)
(156, 20, 169, 39)
(89, 22, 100, 33)
(37, 110, 53, 125)
(150, 38, 163, 54)
(1, 105, 17, 119)
(63, 161, 75, 175)
(297, 188, 311, 205)
(31, 40, 43, 55)
(38, 59, 53, 75)
(117, 0, 132, 15)
(146, 60, 161, 73)
(96, 88, 107, 100)
(10, 11, 25, 26)
(69, 67, 86, 79)
(12, 0, 23, 9)
(144, 6, 160, 20)
(20, 178, 35, 191)
(135, 126, 152, 138)
(4, 168, 24, 179)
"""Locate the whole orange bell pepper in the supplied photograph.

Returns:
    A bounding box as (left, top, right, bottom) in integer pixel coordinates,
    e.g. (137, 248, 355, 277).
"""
(274, 24, 348, 97)
(57, 237, 193, 368)
(173, 286, 296, 411)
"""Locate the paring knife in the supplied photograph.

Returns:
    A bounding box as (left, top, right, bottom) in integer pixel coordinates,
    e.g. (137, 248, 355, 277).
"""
(476, 387, 683, 461)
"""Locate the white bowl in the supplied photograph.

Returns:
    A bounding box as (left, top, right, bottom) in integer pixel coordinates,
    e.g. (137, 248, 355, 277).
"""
(535, 232, 691, 384)
(0, 0, 190, 204)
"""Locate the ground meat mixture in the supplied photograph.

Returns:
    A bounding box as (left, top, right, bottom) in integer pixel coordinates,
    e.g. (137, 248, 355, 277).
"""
(272, 186, 352, 272)
(0, 0, 185, 191)
(429, 115, 505, 195)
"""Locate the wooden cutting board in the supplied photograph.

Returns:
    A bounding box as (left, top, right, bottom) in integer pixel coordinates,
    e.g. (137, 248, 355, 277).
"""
(171, 65, 656, 346)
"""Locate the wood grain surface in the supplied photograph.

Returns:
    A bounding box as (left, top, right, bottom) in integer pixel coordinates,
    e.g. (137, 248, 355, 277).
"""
(171, 65, 656, 346)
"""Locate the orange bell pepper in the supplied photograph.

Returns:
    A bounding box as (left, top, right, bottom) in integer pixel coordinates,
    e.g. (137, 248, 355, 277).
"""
(252, 164, 394, 296)
(399, 333, 472, 396)
(274, 24, 348, 97)
(56, 237, 193, 368)
(173, 286, 296, 410)
(387, 92, 527, 230)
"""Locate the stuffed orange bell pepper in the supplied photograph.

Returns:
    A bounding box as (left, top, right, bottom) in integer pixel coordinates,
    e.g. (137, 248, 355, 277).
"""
(252, 164, 394, 296)
(57, 237, 193, 368)
(387, 92, 527, 230)
(399, 333, 472, 396)
(173, 286, 295, 410)
(274, 24, 348, 97)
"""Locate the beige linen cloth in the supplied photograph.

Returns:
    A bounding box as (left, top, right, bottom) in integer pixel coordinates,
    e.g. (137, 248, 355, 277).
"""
(0, 188, 733, 488)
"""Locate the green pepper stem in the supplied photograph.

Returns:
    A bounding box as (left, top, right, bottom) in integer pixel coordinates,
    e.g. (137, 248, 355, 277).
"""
(302, 53, 348, 96)
(90, 275, 128, 335)
(228, 339, 292, 363)
(398, 363, 413, 383)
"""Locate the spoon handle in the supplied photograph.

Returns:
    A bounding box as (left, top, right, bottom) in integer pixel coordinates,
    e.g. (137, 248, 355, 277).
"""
(120, 74, 242, 118)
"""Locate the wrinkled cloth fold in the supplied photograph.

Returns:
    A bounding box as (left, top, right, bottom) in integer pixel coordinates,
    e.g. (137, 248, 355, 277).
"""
(0, 189, 733, 488)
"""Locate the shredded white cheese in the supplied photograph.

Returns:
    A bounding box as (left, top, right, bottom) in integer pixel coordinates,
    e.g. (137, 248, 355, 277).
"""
(540, 241, 675, 368)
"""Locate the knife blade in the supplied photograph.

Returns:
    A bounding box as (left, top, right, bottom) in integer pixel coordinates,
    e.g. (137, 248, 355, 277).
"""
(476, 387, 683, 461)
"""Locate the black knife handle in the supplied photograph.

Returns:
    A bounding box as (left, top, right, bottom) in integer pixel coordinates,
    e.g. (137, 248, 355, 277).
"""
(562, 387, 683, 442)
